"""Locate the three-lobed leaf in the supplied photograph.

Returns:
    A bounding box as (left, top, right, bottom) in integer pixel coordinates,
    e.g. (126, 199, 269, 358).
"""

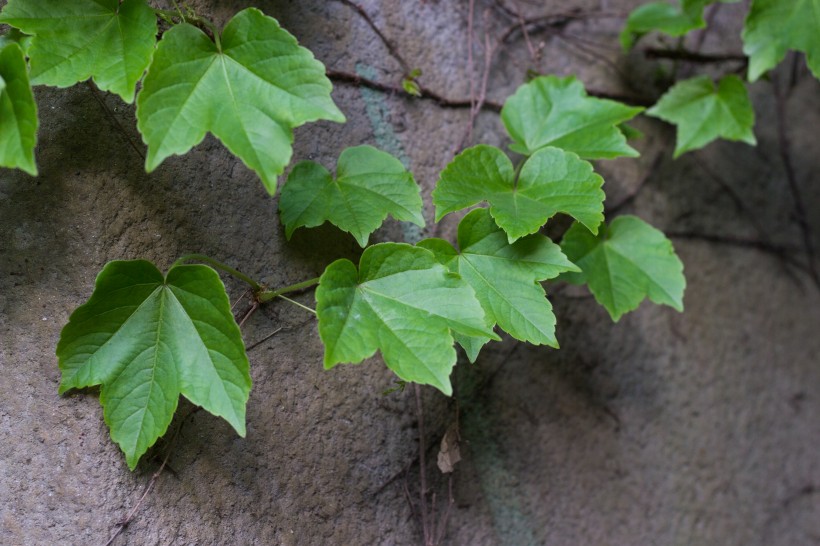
(620, 0, 740, 50)
(419, 208, 579, 359)
(316, 243, 498, 395)
(136, 8, 346, 194)
(648, 75, 756, 157)
(0, 41, 38, 175)
(561, 216, 685, 321)
(57, 260, 251, 469)
(0, 0, 157, 103)
(501, 75, 643, 159)
(279, 145, 424, 247)
(433, 145, 605, 243)
(742, 0, 820, 81)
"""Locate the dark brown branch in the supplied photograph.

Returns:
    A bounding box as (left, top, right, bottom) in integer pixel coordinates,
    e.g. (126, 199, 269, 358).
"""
(327, 69, 502, 111)
(644, 48, 747, 63)
(101, 424, 182, 546)
(333, 0, 410, 72)
(774, 68, 820, 289)
(667, 231, 811, 275)
(86, 81, 146, 161)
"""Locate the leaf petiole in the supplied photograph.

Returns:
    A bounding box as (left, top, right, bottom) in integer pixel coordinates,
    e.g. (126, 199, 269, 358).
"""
(257, 277, 321, 303)
(171, 254, 261, 292)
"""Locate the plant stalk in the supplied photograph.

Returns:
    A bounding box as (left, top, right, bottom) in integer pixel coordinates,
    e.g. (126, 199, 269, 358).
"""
(257, 278, 321, 303)
(172, 254, 261, 292)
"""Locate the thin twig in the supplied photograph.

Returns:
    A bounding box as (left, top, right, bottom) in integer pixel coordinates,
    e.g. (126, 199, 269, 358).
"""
(86, 81, 146, 161)
(415, 384, 430, 545)
(327, 69, 500, 111)
(334, 0, 410, 72)
(101, 425, 182, 546)
(238, 302, 259, 328)
(246, 327, 284, 352)
(644, 48, 746, 63)
(774, 68, 820, 289)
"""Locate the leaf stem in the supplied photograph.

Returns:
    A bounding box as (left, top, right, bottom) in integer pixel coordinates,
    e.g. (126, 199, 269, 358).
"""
(276, 295, 317, 316)
(257, 277, 321, 303)
(171, 254, 261, 292)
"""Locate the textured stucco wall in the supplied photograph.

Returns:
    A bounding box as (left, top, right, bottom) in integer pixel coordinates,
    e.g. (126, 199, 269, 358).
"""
(1, 1, 818, 544)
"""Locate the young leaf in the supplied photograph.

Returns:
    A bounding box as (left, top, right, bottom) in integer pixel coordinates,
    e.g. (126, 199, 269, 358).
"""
(0, 41, 38, 175)
(560, 216, 685, 322)
(620, 0, 739, 50)
(620, 2, 702, 50)
(136, 8, 346, 194)
(501, 75, 643, 159)
(57, 260, 251, 470)
(316, 243, 499, 395)
(419, 208, 579, 357)
(279, 145, 424, 247)
(648, 75, 755, 157)
(0, 0, 157, 103)
(432, 145, 605, 243)
(742, 0, 820, 81)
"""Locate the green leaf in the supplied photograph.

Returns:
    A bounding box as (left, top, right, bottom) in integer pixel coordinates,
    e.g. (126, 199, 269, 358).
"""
(501, 75, 643, 159)
(136, 8, 346, 194)
(742, 0, 820, 81)
(316, 243, 499, 395)
(560, 216, 685, 321)
(432, 145, 605, 243)
(0, 42, 38, 175)
(620, 2, 703, 50)
(57, 260, 251, 470)
(0, 0, 157, 103)
(647, 75, 756, 157)
(419, 208, 578, 358)
(620, 0, 739, 50)
(279, 145, 424, 247)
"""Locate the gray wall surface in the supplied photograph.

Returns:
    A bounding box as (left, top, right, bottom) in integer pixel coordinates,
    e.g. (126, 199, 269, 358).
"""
(1, 1, 818, 544)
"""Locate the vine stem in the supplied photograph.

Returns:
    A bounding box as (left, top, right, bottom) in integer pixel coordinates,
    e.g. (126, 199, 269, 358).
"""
(257, 278, 321, 303)
(171, 254, 261, 292)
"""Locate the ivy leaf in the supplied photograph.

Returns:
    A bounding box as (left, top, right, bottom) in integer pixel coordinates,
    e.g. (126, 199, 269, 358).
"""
(620, 0, 739, 49)
(316, 243, 499, 395)
(419, 208, 579, 358)
(57, 260, 251, 470)
(0, 41, 38, 175)
(742, 0, 820, 81)
(0, 0, 157, 103)
(279, 145, 424, 247)
(432, 145, 605, 243)
(560, 216, 685, 321)
(647, 75, 755, 157)
(501, 75, 643, 159)
(136, 8, 346, 195)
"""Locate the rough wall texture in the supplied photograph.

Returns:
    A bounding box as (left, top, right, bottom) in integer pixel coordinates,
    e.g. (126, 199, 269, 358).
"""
(1, 1, 818, 545)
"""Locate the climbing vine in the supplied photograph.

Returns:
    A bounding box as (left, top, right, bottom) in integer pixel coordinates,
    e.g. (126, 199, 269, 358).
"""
(1, 0, 813, 477)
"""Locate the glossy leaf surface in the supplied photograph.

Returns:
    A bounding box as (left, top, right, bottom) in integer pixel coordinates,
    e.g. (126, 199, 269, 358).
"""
(57, 261, 251, 469)
(501, 75, 643, 159)
(433, 145, 605, 242)
(561, 216, 685, 321)
(136, 8, 345, 194)
(316, 244, 498, 395)
(0, 0, 157, 102)
(279, 146, 424, 247)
